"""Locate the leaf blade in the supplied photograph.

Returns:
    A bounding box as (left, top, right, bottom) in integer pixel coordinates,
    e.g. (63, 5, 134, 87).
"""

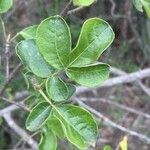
(73, 0, 95, 6)
(0, 0, 13, 13)
(36, 15, 71, 69)
(16, 39, 54, 78)
(39, 126, 57, 150)
(66, 63, 110, 87)
(26, 102, 51, 131)
(53, 104, 98, 149)
(69, 18, 114, 67)
(19, 25, 38, 40)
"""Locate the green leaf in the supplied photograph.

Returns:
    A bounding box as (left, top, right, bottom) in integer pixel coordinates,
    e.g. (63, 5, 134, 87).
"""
(36, 15, 71, 69)
(26, 102, 51, 131)
(132, 0, 150, 17)
(132, 0, 143, 12)
(66, 63, 109, 87)
(19, 25, 38, 40)
(73, 0, 95, 6)
(53, 104, 98, 149)
(46, 76, 75, 102)
(16, 39, 54, 78)
(46, 116, 66, 139)
(39, 126, 57, 150)
(142, 0, 150, 17)
(103, 145, 112, 150)
(0, 0, 13, 13)
(69, 18, 114, 67)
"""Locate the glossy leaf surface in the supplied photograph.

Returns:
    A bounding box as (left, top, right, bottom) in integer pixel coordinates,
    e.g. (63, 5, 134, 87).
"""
(0, 0, 13, 13)
(69, 18, 114, 67)
(53, 104, 98, 149)
(19, 25, 38, 40)
(46, 76, 75, 102)
(47, 116, 66, 139)
(39, 126, 57, 150)
(26, 102, 51, 131)
(16, 39, 54, 78)
(36, 15, 71, 69)
(67, 63, 109, 87)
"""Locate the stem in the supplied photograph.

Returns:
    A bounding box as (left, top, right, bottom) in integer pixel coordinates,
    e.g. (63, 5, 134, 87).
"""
(0, 16, 7, 40)
(38, 89, 53, 106)
(60, 0, 72, 16)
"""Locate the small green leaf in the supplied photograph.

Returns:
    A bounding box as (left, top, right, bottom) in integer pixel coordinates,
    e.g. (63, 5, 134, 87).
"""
(16, 39, 54, 78)
(46, 116, 66, 139)
(19, 25, 38, 40)
(69, 18, 114, 67)
(0, 0, 13, 13)
(66, 63, 109, 87)
(142, 0, 150, 17)
(46, 76, 75, 102)
(26, 102, 51, 131)
(133, 0, 150, 17)
(53, 104, 98, 149)
(36, 15, 71, 69)
(103, 145, 112, 150)
(73, 0, 95, 6)
(132, 0, 143, 12)
(39, 126, 57, 150)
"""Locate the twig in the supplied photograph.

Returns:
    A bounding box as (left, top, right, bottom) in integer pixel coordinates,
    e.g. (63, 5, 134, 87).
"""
(3, 113, 38, 150)
(60, 0, 72, 16)
(75, 99, 150, 143)
(110, 67, 150, 96)
(79, 97, 150, 119)
(0, 63, 22, 96)
(67, 6, 84, 15)
(0, 96, 30, 112)
(5, 34, 11, 79)
(0, 16, 7, 40)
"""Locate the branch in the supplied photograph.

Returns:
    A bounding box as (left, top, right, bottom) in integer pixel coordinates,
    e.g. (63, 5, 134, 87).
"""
(79, 97, 150, 119)
(3, 113, 38, 150)
(75, 99, 150, 143)
(110, 67, 150, 96)
(0, 63, 22, 96)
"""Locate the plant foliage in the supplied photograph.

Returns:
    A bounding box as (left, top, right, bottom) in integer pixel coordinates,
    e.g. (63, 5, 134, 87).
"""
(15, 15, 114, 150)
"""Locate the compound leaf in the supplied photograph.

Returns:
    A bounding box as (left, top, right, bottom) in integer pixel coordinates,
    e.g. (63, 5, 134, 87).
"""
(0, 0, 13, 13)
(36, 15, 71, 69)
(39, 126, 57, 150)
(26, 102, 51, 131)
(69, 18, 114, 67)
(66, 63, 109, 87)
(53, 104, 98, 149)
(16, 39, 54, 78)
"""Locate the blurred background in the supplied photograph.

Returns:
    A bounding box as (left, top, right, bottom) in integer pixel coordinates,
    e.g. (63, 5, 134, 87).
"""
(0, 0, 150, 149)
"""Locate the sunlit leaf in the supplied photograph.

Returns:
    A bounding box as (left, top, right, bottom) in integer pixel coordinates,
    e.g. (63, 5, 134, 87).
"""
(19, 25, 38, 40)
(69, 18, 114, 67)
(53, 104, 98, 149)
(0, 0, 13, 13)
(73, 0, 95, 6)
(66, 63, 109, 87)
(36, 15, 71, 69)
